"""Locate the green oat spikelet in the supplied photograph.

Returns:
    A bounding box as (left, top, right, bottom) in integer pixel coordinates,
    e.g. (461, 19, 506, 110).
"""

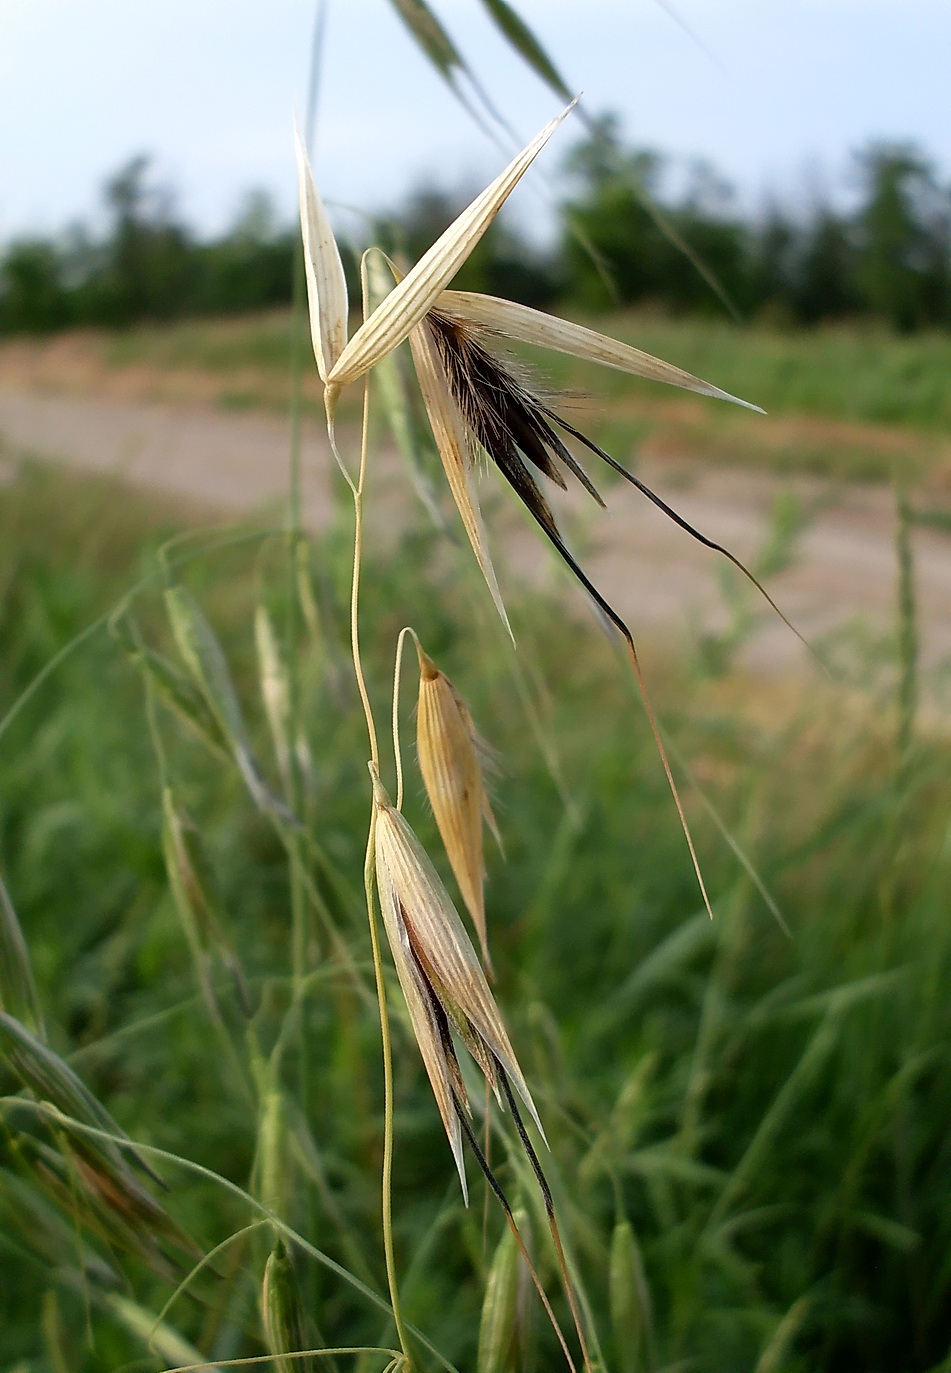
(609, 1218, 652, 1373)
(262, 1240, 314, 1373)
(477, 1209, 523, 1373)
(165, 584, 295, 824)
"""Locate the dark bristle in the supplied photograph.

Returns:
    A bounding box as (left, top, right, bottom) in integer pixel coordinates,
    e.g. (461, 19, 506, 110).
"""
(423, 307, 719, 923)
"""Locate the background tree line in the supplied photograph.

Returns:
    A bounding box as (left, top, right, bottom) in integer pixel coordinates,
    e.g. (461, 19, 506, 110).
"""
(3, 116, 950, 336)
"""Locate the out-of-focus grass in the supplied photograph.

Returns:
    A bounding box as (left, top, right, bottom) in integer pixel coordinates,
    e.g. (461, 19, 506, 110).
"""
(562, 309, 951, 431)
(89, 309, 951, 433)
(2, 460, 951, 1372)
(4, 309, 951, 483)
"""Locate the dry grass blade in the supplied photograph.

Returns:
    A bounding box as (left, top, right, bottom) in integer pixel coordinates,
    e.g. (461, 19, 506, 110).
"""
(373, 818, 469, 1197)
(416, 643, 495, 974)
(417, 304, 819, 920)
(408, 321, 512, 637)
(295, 125, 348, 383)
(436, 289, 764, 410)
(367, 251, 446, 528)
(378, 797, 540, 1131)
(327, 101, 575, 393)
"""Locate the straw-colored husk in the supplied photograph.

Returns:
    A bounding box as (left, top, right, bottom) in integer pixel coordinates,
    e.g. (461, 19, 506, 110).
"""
(295, 125, 348, 384)
(371, 771, 543, 1200)
(328, 101, 575, 389)
(435, 289, 764, 411)
(415, 644, 495, 973)
(408, 320, 512, 638)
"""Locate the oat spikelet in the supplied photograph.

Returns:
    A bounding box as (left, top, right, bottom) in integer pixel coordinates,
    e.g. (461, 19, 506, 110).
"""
(295, 123, 348, 384)
(408, 318, 513, 638)
(371, 767, 542, 1202)
(415, 641, 496, 975)
(328, 100, 575, 391)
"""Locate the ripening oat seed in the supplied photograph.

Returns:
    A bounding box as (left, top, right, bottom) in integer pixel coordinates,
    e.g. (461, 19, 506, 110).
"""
(371, 766, 542, 1201)
(415, 640, 499, 974)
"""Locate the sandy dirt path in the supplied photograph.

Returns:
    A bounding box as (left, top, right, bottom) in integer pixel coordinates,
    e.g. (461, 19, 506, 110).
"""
(2, 386, 949, 684)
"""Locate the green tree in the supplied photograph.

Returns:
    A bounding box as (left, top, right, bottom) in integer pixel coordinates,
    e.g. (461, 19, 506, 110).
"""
(383, 181, 560, 307)
(559, 115, 748, 315)
(794, 209, 859, 324)
(0, 240, 70, 333)
(195, 190, 295, 315)
(854, 142, 951, 330)
(74, 155, 196, 325)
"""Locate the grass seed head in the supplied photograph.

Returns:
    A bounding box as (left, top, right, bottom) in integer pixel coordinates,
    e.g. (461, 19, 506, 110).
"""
(295, 123, 348, 384)
(371, 767, 543, 1200)
(408, 319, 513, 636)
(327, 102, 575, 391)
(477, 1208, 523, 1373)
(415, 641, 496, 974)
(262, 1240, 312, 1373)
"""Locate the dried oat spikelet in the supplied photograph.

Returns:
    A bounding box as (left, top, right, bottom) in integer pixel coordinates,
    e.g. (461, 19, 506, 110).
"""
(415, 641, 499, 975)
(408, 317, 513, 638)
(371, 766, 542, 1202)
(327, 101, 575, 395)
(296, 100, 576, 421)
(294, 122, 348, 384)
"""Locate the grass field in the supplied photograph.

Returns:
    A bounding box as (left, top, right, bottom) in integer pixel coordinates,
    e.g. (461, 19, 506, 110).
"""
(4, 308, 951, 486)
(2, 444, 951, 1371)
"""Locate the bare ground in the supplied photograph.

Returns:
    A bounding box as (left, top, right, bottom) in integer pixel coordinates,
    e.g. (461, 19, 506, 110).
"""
(1, 385, 950, 689)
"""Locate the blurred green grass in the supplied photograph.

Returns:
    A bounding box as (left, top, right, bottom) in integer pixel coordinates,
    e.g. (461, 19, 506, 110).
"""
(7, 308, 951, 484)
(86, 308, 951, 432)
(1, 459, 951, 1371)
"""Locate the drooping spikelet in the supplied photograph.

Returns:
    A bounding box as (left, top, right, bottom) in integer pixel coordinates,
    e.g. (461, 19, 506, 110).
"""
(371, 767, 541, 1202)
(415, 641, 499, 975)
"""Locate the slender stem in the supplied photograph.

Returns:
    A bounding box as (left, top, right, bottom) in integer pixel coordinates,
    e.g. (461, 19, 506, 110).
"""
(363, 815, 412, 1364)
(347, 379, 380, 771)
(287, 223, 310, 999)
(336, 328, 407, 1356)
(895, 479, 918, 760)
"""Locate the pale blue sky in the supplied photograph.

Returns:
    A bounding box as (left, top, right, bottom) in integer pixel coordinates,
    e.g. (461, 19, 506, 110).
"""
(1, 0, 947, 243)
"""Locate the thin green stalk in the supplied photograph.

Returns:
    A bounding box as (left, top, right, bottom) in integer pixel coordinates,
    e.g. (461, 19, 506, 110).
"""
(895, 479, 918, 759)
(284, 0, 327, 1108)
(3, 1101, 457, 1373)
(141, 665, 251, 1103)
(285, 152, 312, 1009)
(334, 343, 410, 1362)
(363, 814, 412, 1365)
